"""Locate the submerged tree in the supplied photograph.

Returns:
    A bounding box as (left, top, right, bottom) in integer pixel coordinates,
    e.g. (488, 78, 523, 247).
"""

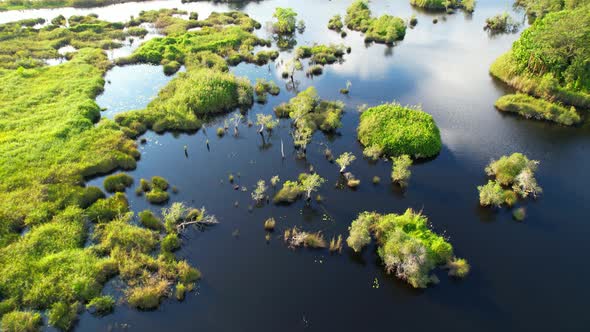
(293, 125, 313, 157)
(230, 113, 243, 136)
(256, 114, 279, 134)
(300, 173, 325, 201)
(335, 152, 356, 173)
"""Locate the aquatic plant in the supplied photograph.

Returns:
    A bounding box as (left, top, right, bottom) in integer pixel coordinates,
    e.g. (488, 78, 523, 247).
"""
(363, 145, 383, 161)
(264, 218, 276, 231)
(347, 209, 466, 288)
(146, 190, 170, 204)
(1, 311, 42, 332)
(48, 301, 78, 331)
(299, 173, 326, 201)
(85, 193, 129, 223)
(103, 173, 134, 193)
(484, 12, 520, 33)
(270, 175, 280, 188)
(477, 180, 507, 207)
(446, 258, 471, 278)
(358, 103, 442, 158)
(329, 235, 343, 253)
(126, 277, 170, 310)
(513, 207, 527, 221)
(391, 155, 413, 188)
(296, 44, 346, 65)
(373, 176, 381, 184)
(251, 180, 268, 203)
(284, 227, 327, 248)
(328, 15, 344, 31)
(273, 181, 304, 204)
(256, 114, 279, 133)
(495, 94, 580, 126)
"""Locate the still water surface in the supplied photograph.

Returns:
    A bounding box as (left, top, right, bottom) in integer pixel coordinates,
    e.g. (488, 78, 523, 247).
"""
(7, 0, 590, 331)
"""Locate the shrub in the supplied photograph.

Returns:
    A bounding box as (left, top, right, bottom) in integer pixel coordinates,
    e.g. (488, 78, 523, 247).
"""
(103, 173, 134, 193)
(175, 283, 186, 301)
(447, 257, 470, 278)
(307, 65, 323, 76)
(477, 180, 505, 207)
(358, 103, 442, 158)
(1, 311, 42, 332)
(161, 233, 181, 252)
(345, 1, 406, 44)
(177, 260, 201, 283)
(151, 176, 169, 191)
(495, 94, 581, 126)
(264, 218, 276, 231)
(363, 145, 383, 161)
(48, 301, 78, 331)
(328, 15, 344, 31)
(273, 181, 304, 204)
(484, 12, 520, 33)
(347, 209, 463, 288)
(272, 7, 298, 35)
(485, 153, 537, 186)
(86, 296, 115, 316)
(391, 155, 413, 187)
(216, 127, 225, 136)
(373, 176, 381, 184)
(138, 210, 163, 230)
(146, 190, 169, 204)
(513, 207, 527, 221)
(126, 278, 169, 310)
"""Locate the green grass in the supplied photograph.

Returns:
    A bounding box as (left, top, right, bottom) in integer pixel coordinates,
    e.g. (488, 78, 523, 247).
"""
(48, 301, 78, 331)
(115, 67, 252, 135)
(0, 15, 134, 69)
(358, 103, 442, 158)
(295, 44, 346, 64)
(86, 296, 115, 316)
(273, 181, 304, 204)
(347, 209, 466, 288)
(103, 173, 134, 193)
(1, 310, 42, 332)
(495, 93, 581, 126)
(0, 0, 154, 11)
(0, 48, 138, 236)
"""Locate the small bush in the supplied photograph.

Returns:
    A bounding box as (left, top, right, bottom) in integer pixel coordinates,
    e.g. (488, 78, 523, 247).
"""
(161, 233, 181, 252)
(175, 283, 186, 301)
(264, 218, 276, 231)
(273, 181, 303, 204)
(484, 12, 519, 33)
(146, 189, 169, 204)
(328, 15, 344, 31)
(307, 65, 323, 76)
(103, 173, 134, 193)
(126, 278, 169, 310)
(86, 296, 115, 316)
(216, 127, 225, 136)
(138, 210, 163, 230)
(391, 155, 412, 187)
(447, 258, 470, 278)
(151, 176, 169, 191)
(478, 180, 505, 207)
(513, 207, 526, 221)
(373, 176, 381, 184)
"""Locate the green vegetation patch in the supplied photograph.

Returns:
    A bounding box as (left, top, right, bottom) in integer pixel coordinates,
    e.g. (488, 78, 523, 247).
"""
(0, 15, 134, 69)
(345, 0, 406, 44)
(274, 87, 343, 133)
(357, 103, 442, 158)
(0, 310, 42, 331)
(410, 0, 475, 12)
(0, 49, 138, 237)
(515, 0, 589, 21)
(295, 44, 346, 65)
(103, 173, 134, 193)
(489, 5, 590, 108)
(346, 209, 468, 288)
(115, 67, 252, 135)
(495, 93, 581, 126)
(0, 0, 154, 11)
(328, 15, 344, 32)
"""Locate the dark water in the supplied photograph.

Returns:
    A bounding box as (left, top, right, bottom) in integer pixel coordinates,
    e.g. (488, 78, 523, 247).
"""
(9, 0, 590, 331)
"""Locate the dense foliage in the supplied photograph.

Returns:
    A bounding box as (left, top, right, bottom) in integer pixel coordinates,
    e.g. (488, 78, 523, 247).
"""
(272, 7, 298, 35)
(410, 0, 475, 12)
(358, 103, 442, 158)
(346, 209, 468, 288)
(0, 0, 152, 11)
(490, 4, 590, 109)
(345, 1, 406, 45)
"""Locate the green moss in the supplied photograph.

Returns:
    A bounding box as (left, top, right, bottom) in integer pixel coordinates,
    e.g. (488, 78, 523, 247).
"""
(86, 296, 115, 316)
(358, 103, 442, 158)
(495, 93, 581, 125)
(347, 209, 464, 288)
(0, 311, 42, 332)
(103, 173, 134, 193)
(48, 301, 78, 331)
